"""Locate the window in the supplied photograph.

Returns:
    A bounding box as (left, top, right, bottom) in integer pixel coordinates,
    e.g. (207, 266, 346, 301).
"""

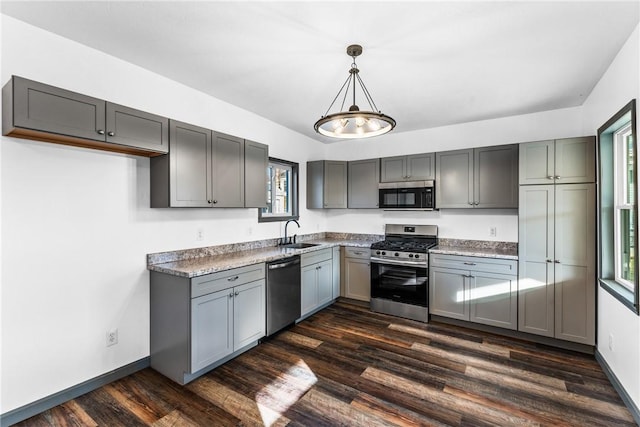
(614, 123, 634, 289)
(598, 99, 639, 314)
(258, 158, 299, 222)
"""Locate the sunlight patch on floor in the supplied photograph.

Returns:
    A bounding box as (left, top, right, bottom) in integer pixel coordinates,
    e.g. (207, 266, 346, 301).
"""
(255, 358, 317, 426)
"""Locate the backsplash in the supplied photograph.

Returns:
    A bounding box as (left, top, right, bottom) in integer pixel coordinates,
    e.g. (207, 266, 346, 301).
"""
(147, 232, 384, 265)
(437, 238, 517, 252)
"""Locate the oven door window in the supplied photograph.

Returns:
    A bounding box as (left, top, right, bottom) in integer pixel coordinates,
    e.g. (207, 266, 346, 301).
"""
(379, 190, 398, 207)
(371, 263, 427, 306)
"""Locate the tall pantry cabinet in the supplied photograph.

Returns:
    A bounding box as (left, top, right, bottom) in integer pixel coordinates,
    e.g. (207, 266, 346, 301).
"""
(518, 136, 596, 345)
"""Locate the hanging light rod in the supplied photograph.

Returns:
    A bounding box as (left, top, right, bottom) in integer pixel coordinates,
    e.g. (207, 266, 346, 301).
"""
(314, 44, 396, 139)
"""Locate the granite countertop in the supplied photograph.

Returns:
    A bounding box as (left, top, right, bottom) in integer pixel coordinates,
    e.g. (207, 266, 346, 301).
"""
(429, 245, 518, 260)
(148, 238, 376, 278)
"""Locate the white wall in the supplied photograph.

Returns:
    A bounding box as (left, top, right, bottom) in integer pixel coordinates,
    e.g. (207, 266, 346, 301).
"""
(0, 15, 327, 413)
(325, 107, 584, 240)
(581, 24, 640, 410)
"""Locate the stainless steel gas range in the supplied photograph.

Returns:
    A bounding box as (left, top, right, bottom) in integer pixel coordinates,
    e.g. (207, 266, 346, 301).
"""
(370, 224, 438, 322)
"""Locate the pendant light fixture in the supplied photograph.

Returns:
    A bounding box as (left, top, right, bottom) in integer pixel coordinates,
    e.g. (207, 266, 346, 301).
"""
(314, 44, 396, 139)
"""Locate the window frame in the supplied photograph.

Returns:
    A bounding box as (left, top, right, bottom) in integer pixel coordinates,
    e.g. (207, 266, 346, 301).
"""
(598, 99, 639, 315)
(258, 157, 299, 223)
(613, 122, 634, 290)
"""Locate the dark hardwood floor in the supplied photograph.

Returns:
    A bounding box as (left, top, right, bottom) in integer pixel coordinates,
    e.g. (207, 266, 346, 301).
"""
(14, 301, 636, 426)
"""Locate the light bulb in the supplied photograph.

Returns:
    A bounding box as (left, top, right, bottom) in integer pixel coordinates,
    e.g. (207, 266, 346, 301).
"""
(355, 116, 366, 127)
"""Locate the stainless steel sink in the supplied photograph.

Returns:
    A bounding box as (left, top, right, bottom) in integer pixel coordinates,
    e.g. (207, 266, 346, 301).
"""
(282, 242, 320, 249)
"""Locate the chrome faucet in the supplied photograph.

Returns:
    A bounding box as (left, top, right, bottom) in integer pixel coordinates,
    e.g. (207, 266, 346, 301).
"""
(283, 219, 300, 245)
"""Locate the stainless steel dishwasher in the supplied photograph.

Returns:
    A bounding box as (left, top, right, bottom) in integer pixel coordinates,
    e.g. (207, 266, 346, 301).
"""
(266, 255, 301, 336)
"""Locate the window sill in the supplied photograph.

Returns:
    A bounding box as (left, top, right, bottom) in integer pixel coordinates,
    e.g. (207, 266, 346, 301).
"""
(599, 278, 639, 315)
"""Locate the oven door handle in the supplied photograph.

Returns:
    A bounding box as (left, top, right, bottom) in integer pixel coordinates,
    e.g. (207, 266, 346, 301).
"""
(370, 257, 428, 267)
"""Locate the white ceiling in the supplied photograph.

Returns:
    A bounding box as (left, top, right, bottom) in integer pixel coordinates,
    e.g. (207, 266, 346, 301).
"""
(2, 1, 639, 143)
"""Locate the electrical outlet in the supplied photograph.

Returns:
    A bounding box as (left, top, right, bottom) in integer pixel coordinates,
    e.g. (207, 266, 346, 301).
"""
(196, 228, 204, 241)
(489, 227, 497, 237)
(247, 226, 253, 236)
(609, 333, 614, 351)
(106, 329, 118, 347)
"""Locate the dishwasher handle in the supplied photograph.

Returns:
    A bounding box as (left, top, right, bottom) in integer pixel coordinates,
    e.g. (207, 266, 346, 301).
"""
(268, 257, 301, 270)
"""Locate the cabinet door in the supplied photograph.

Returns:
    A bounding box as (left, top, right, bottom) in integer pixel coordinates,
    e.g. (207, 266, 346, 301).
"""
(317, 260, 334, 307)
(212, 132, 245, 207)
(324, 161, 348, 208)
(168, 120, 212, 207)
(233, 280, 266, 350)
(301, 264, 318, 316)
(518, 185, 555, 337)
(106, 102, 169, 153)
(343, 258, 371, 301)
(555, 137, 596, 184)
(380, 156, 407, 182)
(554, 184, 595, 345)
(475, 145, 518, 208)
(12, 76, 106, 142)
(519, 140, 554, 185)
(429, 267, 469, 320)
(332, 246, 341, 299)
(469, 272, 517, 330)
(406, 153, 435, 180)
(244, 140, 269, 208)
(348, 158, 380, 208)
(436, 149, 473, 208)
(307, 160, 324, 209)
(191, 290, 233, 372)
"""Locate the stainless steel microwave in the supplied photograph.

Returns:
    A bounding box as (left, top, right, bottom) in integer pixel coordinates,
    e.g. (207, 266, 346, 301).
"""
(378, 180, 435, 210)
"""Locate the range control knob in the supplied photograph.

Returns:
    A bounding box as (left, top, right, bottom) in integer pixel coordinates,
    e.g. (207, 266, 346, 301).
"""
(394, 252, 399, 257)
(381, 251, 386, 256)
(409, 254, 414, 258)
(415, 254, 420, 259)
(376, 251, 381, 255)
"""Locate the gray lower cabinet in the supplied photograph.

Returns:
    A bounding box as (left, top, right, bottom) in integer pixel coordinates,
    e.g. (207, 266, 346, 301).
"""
(341, 247, 371, 302)
(150, 263, 266, 385)
(348, 158, 380, 208)
(3, 75, 168, 156)
(307, 160, 348, 208)
(332, 246, 341, 299)
(430, 254, 518, 330)
(380, 153, 434, 182)
(300, 249, 334, 318)
(519, 137, 595, 185)
(151, 120, 267, 208)
(436, 145, 518, 209)
(518, 183, 596, 345)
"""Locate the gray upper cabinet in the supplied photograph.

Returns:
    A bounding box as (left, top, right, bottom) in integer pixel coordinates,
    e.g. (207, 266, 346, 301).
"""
(380, 153, 434, 182)
(307, 160, 347, 209)
(436, 145, 518, 209)
(212, 132, 244, 207)
(151, 122, 264, 208)
(348, 158, 380, 208)
(3, 75, 168, 156)
(244, 140, 269, 208)
(519, 137, 595, 185)
(106, 103, 169, 153)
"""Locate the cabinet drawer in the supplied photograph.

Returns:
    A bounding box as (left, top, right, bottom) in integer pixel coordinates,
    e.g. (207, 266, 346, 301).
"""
(343, 247, 371, 260)
(301, 248, 332, 267)
(430, 254, 517, 275)
(191, 263, 265, 298)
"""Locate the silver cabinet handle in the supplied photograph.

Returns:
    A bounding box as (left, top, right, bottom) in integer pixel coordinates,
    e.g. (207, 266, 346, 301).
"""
(228, 292, 233, 298)
(212, 200, 218, 204)
(234, 291, 239, 296)
(555, 176, 561, 180)
(546, 259, 552, 263)
(474, 202, 479, 206)
(107, 131, 115, 137)
(97, 129, 105, 135)
(207, 200, 213, 204)
(547, 176, 554, 180)
(554, 260, 560, 263)
(353, 251, 364, 255)
(468, 202, 473, 206)
(463, 262, 476, 266)
(227, 276, 239, 282)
